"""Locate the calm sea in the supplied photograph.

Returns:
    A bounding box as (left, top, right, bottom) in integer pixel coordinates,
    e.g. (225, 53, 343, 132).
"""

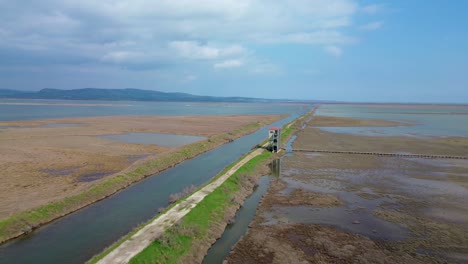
(316, 104, 468, 137)
(0, 99, 307, 121)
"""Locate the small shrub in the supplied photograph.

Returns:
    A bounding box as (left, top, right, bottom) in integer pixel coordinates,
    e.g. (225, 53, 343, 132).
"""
(168, 185, 198, 204)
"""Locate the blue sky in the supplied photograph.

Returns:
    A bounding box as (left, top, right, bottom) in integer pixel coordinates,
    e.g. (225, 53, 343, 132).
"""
(0, 0, 467, 103)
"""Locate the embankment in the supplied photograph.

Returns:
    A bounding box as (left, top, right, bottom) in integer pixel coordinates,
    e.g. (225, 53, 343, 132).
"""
(89, 109, 313, 264)
(0, 117, 281, 244)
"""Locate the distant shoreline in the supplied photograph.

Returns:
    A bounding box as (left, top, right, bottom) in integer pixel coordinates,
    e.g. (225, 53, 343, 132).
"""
(0, 102, 131, 107)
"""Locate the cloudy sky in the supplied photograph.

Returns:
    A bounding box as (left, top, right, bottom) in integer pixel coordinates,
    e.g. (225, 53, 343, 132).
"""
(0, 0, 467, 103)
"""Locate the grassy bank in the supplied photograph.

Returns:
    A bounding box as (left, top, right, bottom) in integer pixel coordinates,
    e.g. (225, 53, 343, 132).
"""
(88, 109, 314, 263)
(87, 145, 265, 264)
(129, 151, 273, 264)
(281, 108, 315, 146)
(126, 111, 312, 263)
(0, 118, 280, 244)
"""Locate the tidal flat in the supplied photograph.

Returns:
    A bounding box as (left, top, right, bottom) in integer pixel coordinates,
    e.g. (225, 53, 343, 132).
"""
(227, 109, 468, 263)
(0, 115, 281, 219)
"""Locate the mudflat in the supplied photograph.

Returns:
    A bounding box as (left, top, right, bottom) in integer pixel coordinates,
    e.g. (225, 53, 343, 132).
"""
(227, 115, 468, 263)
(309, 115, 409, 127)
(0, 115, 280, 219)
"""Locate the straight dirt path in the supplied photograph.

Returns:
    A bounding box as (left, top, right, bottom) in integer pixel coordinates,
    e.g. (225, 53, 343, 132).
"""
(97, 147, 265, 264)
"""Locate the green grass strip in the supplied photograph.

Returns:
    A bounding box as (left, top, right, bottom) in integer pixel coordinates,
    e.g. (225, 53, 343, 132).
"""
(129, 151, 272, 264)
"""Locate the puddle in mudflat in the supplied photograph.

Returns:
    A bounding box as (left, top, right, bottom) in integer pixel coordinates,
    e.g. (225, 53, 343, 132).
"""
(42, 166, 81, 176)
(304, 153, 321, 157)
(0, 123, 82, 129)
(424, 206, 468, 224)
(0, 125, 32, 129)
(405, 158, 468, 172)
(42, 166, 110, 182)
(267, 204, 408, 240)
(100, 132, 205, 147)
(317, 126, 429, 138)
(42, 123, 82, 128)
(283, 162, 466, 199)
(391, 174, 468, 198)
(79, 172, 109, 182)
(270, 149, 468, 242)
(265, 158, 410, 241)
(443, 252, 468, 263)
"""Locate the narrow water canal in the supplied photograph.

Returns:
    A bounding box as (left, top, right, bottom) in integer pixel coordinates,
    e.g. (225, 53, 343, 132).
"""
(202, 159, 280, 264)
(0, 111, 307, 264)
(202, 175, 272, 264)
(202, 135, 295, 263)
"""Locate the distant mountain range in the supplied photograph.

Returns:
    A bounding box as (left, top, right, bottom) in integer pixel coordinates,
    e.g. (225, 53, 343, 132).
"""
(0, 88, 296, 103)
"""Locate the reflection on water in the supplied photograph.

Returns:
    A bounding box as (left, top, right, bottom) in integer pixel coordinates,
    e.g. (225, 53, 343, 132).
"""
(269, 159, 281, 178)
(203, 159, 283, 263)
(100, 132, 205, 147)
(284, 135, 297, 157)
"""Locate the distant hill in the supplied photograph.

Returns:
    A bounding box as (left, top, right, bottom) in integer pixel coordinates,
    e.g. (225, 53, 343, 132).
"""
(0, 88, 287, 102)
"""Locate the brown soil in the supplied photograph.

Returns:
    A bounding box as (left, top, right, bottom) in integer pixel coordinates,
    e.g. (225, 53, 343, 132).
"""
(310, 115, 409, 127)
(226, 112, 468, 264)
(262, 179, 343, 208)
(294, 127, 468, 156)
(0, 115, 280, 219)
(228, 224, 433, 264)
(343, 103, 468, 110)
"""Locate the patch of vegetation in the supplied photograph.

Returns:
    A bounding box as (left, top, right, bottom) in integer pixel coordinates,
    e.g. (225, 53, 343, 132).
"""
(280, 109, 314, 146)
(0, 119, 278, 243)
(373, 209, 468, 253)
(168, 185, 198, 204)
(129, 151, 272, 264)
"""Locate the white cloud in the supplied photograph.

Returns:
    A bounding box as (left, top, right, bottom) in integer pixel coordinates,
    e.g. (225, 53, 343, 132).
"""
(258, 31, 356, 45)
(181, 74, 198, 83)
(319, 17, 352, 29)
(169, 41, 220, 60)
(101, 51, 144, 63)
(361, 4, 384, 15)
(169, 41, 245, 60)
(249, 62, 281, 74)
(359, 21, 383, 31)
(214, 59, 243, 69)
(324, 46, 342, 57)
(0, 0, 380, 71)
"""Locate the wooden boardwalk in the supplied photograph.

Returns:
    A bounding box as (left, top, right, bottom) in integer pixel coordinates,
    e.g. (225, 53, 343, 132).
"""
(291, 149, 468, 160)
